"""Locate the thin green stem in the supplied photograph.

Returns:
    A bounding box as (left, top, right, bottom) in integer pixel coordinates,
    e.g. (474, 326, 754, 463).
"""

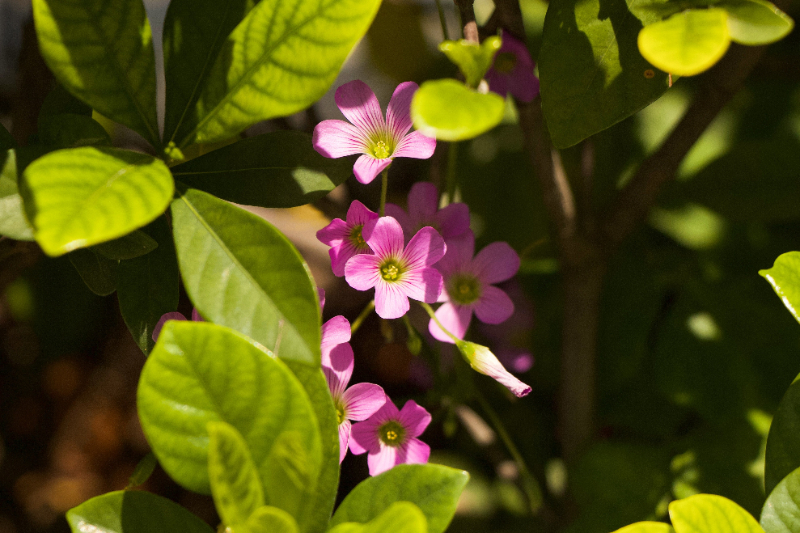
(434, 0, 451, 41)
(380, 168, 389, 217)
(351, 300, 375, 334)
(418, 302, 461, 344)
(446, 142, 459, 204)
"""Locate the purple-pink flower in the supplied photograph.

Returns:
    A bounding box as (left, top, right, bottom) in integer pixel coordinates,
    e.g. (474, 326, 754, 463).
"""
(312, 80, 436, 185)
(485, 33, 540, 103)
(456, 340, 531, 398)
(429, 230, 520, 343)
(321, 316, 386, 463)
(385, 182, 470, 243)
(316, 200, 379, 277)
(152, 308, 203, 341)
(345, 217, 446, 320)
(349, 398, 432, 476)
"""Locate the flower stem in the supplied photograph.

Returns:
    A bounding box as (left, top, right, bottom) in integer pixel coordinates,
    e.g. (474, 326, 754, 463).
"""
(434, 0, 450, 41)
(380, 168, 389, 217)
(418, 302, 461, 344)
(475, 388, 541, 514)
(446, 142, 459, 205)
(351, 300, 376, 334)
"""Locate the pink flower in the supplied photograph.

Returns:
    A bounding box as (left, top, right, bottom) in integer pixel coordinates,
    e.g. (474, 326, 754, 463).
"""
(313, 80, 436, 184)
(344, 217, 446, 320)
(429, 230, 520, 343)
(318, 287, 326, 310)
(316, 200, 379, 277)
(385, 182, 470, 243)
(349, 398, 432, 476)
(321, 316, 386, 463)
(152, 308, 203, 341)
(485, 33, 540, 103)
(456, 340, 531, 398)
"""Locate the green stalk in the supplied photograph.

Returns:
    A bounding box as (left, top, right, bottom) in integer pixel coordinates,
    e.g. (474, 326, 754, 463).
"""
(380, 168, 389, 217)
(435, 0, 451, 41)
(351, 300, 376, 334)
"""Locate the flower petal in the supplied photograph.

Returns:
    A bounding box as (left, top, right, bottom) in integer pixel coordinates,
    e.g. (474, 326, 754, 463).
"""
(508, 70, 540, 103)
(152, 312, 187, 341)
(404, 226, 447, 270)
(393, 130, 436, 160)
(402, 438, 431, 465)
(317, 287, 326, 311)
(321, 315, 352, 351)
(367, 445, 398, 476)
(330, 241, 362, 277)
(324, 343, 354, 398)
(346, 199, 380, 226)
(436, 231, 475, 276)
(345, 254, 381, 291)
(316, 217, 349, 247)
(407, 182, 439, 226)
(471, 241, 520, 284)
(191, 308, 203, 322)
(397, 400, 432, 438)
(474, 285, 515, 325)
(338, 420, 351, 463)
(349, 418, 381, 455)
(353, 154, 392, 184)
(436, 202, 470, 239)
(384, 203, 413, 242)
(429, 302, 472, 343)
(460, 341, 532, 398)
(343, 383, 386, 421)
(386, 81, 417, 141)
(374, 281, 410, 319)
(334, 80, 385, 138)
(312, 120, 369, 158)
(398, 267, 443, 304)
(363, 216, 405, 258)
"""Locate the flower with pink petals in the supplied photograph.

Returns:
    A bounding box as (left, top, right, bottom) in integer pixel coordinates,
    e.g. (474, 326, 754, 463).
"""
(456, 340, 531, 398)
(345, 217, 446, 320)
(385, 182, 470, 243)
(485, 33, 540, 103)
(321, 316, 386, 463)
(349, 398, 432, 476)
(313, 80, 437, 184)
(317, 200, 379, 277)
(429, 230, 520, 343)
(152, 308, 203, 341)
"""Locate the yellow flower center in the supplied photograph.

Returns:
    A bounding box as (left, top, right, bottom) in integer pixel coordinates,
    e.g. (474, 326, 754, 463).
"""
(379, 421, 406, 447)
(336, 405, 346, 425)
(448, 275, 481, 305)
(494, 52, 517, 74)
(349, 225, 367, 249)
(381, 262, 401, 281)
(373, 140, 391, 159)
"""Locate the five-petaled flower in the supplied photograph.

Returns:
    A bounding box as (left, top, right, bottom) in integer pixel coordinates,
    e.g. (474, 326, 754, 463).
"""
(349, 397, 432, 476)
(152, 308, 203, 342)
(429, 230, 520, 343)
(385, 182, 470, 243)
(321, 316, 386, 463)
(317, 200, 379, 277)
(345, 216, 446, 320)
(312, 80, 436, 184)
(485, 33, 540, 103)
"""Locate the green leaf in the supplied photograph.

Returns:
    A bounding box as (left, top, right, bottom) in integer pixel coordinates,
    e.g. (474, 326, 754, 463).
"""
(238, 506, 299, 533)
(330, 464, 469, 533)
(720, 0, 794, 45)
(411, 79, 505, 141)
(329, 502, 428, 533)
(208, 421, 265, 527)
(262, 430, 318, 519)
(759, 252, 800, 325)
(638, 9, 731, 76)
(761, 466, 800, 533)
(32, 0, 159, 148)
(0, 150, 34, 241)
(764, 373, 800, 495)
(612, 524, 675, 533)
(0, 123, 14, 151)
(127, 453, 157, 488)
(117, 216, 180, 355)
(180, 0, 381, 146)
(170, 187, 321, 363)
(66, 490, 213, 533)
(38, 114, 111, 148)
(68, 248, 117, 296)
(162, 0, 257, 147)
(668, 494, 763, 533)
(94, 231, 158, 261)
(171, 132, 352, 208)
(20, 147, 174, 257)
(539, 0, 671, 148)
(439, 36, 502, 88)
(137, 321, 322, 498)
(38, 82, 92, 126)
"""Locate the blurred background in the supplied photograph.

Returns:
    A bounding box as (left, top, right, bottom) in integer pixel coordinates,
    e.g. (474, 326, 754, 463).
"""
(2, 0, 800, 531)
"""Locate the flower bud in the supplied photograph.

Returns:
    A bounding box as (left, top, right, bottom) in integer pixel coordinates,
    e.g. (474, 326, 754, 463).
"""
(456, 340, 532, 398)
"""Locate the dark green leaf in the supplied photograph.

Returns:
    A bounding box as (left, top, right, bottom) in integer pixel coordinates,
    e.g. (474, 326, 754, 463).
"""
(180, 0, 382, 146)
(0, 150, 34, 241)
(68, 248, 117, 296)
(171, 187, 321, 363)
(765, 374, 800, 495)
(32, 0, 160, 147)
(761, 466, 800, 533)
(539, 0, 671, 148)
(39, 114, 111, 148)
(117, 216, 179, 355)
(94, 231, 158, 261)
(66, 490, 213, 533)
(329, 502, 427, 533)
(38, 82, 92, 127)
(760, 252, 800, 325)
(411, 79, 505, 141)
(127, 453, 157, 488)
(0, 123, 14, 151)
(21, 147, 174, 257)
(439, 37, 501, 88)
(171, 131, 352, 208)
(721, 0, 794, 45)
(137, 321, 322, 499)
(330, 464, 469, 533)
(668, 494, 762, 533)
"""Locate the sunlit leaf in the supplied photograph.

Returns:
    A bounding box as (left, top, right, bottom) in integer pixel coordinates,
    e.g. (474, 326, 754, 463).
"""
(668, 494, 763, 533)
(238, 506, 299, 533)
(760, 252, 800, 325)
(329, 502, 427, 533)
(0, 150, 34, 241)
(439, 36, 501, 88)
(411, 79, 505, 141)
(611, 523, 675, 533)
(721, 0, 794, 45)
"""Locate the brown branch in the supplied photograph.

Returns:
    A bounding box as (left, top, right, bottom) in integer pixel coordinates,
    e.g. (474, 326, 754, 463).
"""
(601, 43, 766, 246)
(454, 0, 480, 43)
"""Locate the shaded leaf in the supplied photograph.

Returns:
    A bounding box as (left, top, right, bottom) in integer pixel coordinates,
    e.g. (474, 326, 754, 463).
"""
(94, 231, 158, 260)
(38, 114, 111, 148)
(764, 373, 800, 495)
(68, 248, 117, 296)
(761, 466, 800, 533)
(0, 150, 34, 241)
(721, 0, 794, 45)
(411, 79, 505, 141)
(127, 453, 157, 488)
(0, 123, 14, 151)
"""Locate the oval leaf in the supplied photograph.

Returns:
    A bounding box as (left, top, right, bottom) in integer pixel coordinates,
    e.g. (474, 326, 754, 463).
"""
(329, 502, 427, 533)
(330, 464, 469, 533)
(612, 523, 675, 533)
(721, 0, 794, 45)
(21, 147, 173, 257)
(171, 131, 352, 208)
(761, 466, 800, 533)
(0, 150, 34, 241)
(638, 9, 731, 77)
(66, 490, 213, 533)
(170, 187, 321, 363)
(240, 506, 299, 533)
(668, 494, 763, 533)
(94, 230, 158, 261)
(760, 252, 800, 325)
(411, 79, 505, 141)
(764, 373, 800, 495)
(182, 0, 381, 146)
(137, 321, 322, 497)
(68, 248, 117, 296)
(32, 0, 159, 147)
(39, 114, 111, 149)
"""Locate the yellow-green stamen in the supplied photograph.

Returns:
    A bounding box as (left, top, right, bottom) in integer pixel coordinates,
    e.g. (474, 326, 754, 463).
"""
(373, 140, 391, 159)
(350, 225, 367, 249)
(448, 274, 481, 305)
(379, 420, 406, 447)
(381, 262, 402, 281)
